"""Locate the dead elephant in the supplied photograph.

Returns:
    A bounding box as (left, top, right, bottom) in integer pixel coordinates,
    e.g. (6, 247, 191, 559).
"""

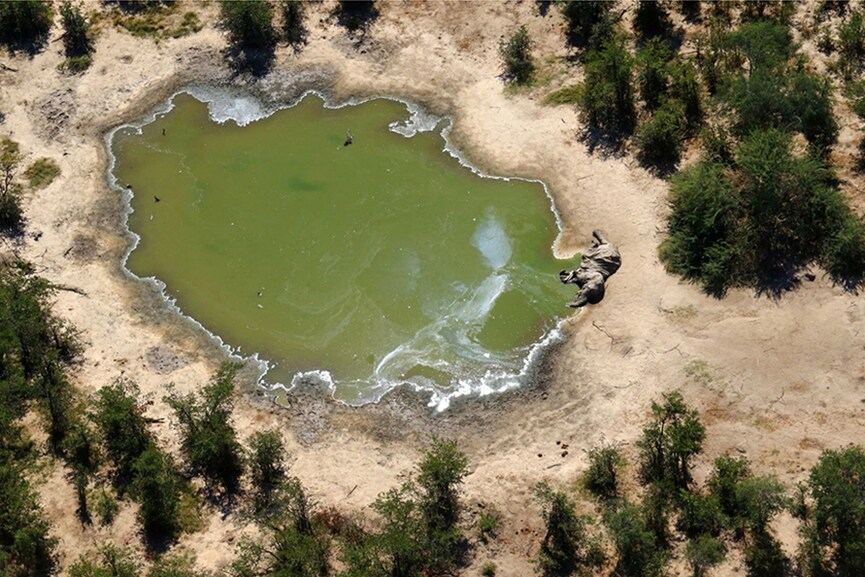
(559, 230, 621, 308)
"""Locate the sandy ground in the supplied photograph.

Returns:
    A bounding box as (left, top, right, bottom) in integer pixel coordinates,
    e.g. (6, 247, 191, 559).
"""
(3, 1, 865, 575)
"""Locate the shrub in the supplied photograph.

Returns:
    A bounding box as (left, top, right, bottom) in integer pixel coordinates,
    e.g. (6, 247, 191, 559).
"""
(583, 443, 624, 501)
(500, 25, 535, 85)
(580, 35, 636, 135)
(69, 544, 139, 577)
(59, 1, 91, 58)
(218, 0, 276, 51)
(0, 1, 53, 51)
(23, 158, 60, 189)
(0, 138, 23, 233)
(669, 58, 703, 130)
(478, 510, 501, 543)
(707, 455, 753, 522)
(248, 429, 288, 515)
(838, 10, 865, 77)
(534, 482, 603, 577)
(822, 210, 865, 285)
(93, 488, 118, 526)
(806, 445, 865, 575)
(744, 530, 787, 577)
(636, 100, 687, 170)
(676, 490, 724, 539)
(686, 535, 725, 577)
(164, 362, 245, 496)
(636, 37, 672, 111)
(545, 84, 582, 105)
(728, 21, 792, 72)
(132, 445, 182, 541)
(417, 437, 469, 571)
(560, 0, 615, 48)
(58, 54, 92, 74)
(481, 562, 497, 577)
(91, 379, 152, 481)
(637, 392, 705, 490)
(604, 501, 666, 577)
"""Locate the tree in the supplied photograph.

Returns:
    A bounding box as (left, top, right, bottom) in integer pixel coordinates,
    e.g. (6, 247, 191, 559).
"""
(279, 0, 306, 46)
(0, 1, 53, 52)
(231, 478, 330, 577)
(0, 455, 57, 577)
(0, 138, 23, 233)
(676, 490, 724, 539)
(499, 25, 535, 85)
(633, 0, 671, 41)
(148, 553, 205, 577)
(636, 38, 672, 111)
(59, 1, 91, 57)
(218, 0, 275, 51)
(685, 535, 725, 577)
(416, 437, 469, 571)
(534, 482, 603, 576)
(91, 379, 152, 482)
(248, 429, 288, 515)
(806, 445, 865, 575)
(604, 501, 666, 577)
(707, 455, 752, 524)
(69, 544, 140, 577)
(580, 35, 636, 135)
(164, 362, 245, 496)
(636, 100, 686, 170)
(583, 443, 624, 501)
(637, 392, 705, 490)
(132, 446, 182, 542)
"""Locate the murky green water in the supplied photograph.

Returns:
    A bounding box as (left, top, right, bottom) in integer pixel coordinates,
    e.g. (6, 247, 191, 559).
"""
(111, 92, 572, 406)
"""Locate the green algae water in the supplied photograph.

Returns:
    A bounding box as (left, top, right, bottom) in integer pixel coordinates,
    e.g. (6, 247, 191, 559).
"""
(111, 90, 573, 408)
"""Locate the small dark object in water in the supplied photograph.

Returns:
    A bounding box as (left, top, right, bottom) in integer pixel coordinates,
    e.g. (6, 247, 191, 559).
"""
(162, 128, 166, 136)
(344, 129, 353, 147)
(154, 196, 161, 203)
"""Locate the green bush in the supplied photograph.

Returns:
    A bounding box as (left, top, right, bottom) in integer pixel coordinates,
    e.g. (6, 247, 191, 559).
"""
(481, 562, 497, 577)
(744, 530, 787, 577)
(560, 0, 615, 48)
(478, 510, 501, 543)
(93, 488, 118, 526)
(636, 38, 672, 111)
(248, 429, 288, 515)
(604, 501, 666, 577)
(545, 84, 582, 105)
(59, 1, 91, 57)
(0, 1, 53, 51)
(676, 490, 724, 539)
(838, 10, 865, 77)
(218, 0, 276, 51)
(69, 544, 139, 577)
(58, 54, 92, 74)
(499, 25, 535, 85)
(806, 445, 865, 575)
(534, 482, 603, 577)
(583, 443, 624, 501)
(669, 58, 703, 130)
(132, 446, 182, 541)
(164, 362, 245, 496)
(91, 379, 152, 481)
(580, 35, 636, 135)
(23, 158, 60, 189)
(636, 100, 687, 170)
(685, 535, 725, 577)
(637, 392, 705, 490)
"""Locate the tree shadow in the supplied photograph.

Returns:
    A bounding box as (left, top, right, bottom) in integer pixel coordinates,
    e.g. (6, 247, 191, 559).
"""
(334, 0, 379, 36)
(579, 125, 630, 160)
(1, 34, 50, 58)
(678, 0, 702, 24)
(225, 46, 275, 78)
(102, 0, 175, 14)
(536, 0, 553, 17)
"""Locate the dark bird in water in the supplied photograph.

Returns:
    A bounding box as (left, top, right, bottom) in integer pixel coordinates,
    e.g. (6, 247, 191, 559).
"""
(154, 196, 161, 202)
(344, 129, 353, 147)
